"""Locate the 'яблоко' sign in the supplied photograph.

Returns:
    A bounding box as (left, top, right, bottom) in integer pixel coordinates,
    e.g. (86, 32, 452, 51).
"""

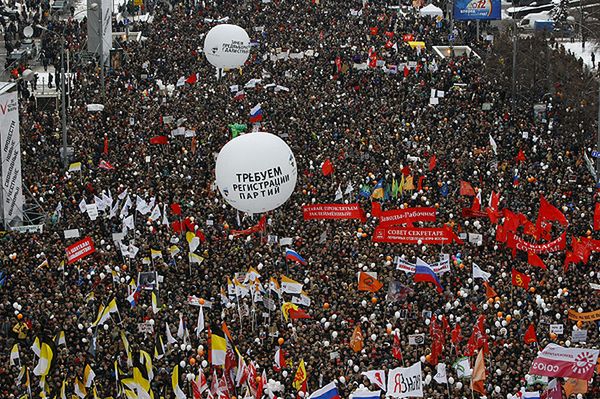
(66, 236, 95, 264)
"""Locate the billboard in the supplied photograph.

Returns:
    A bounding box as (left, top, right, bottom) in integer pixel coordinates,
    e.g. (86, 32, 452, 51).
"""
(0, 87, 24, 227)
(453, 0, 501, 20)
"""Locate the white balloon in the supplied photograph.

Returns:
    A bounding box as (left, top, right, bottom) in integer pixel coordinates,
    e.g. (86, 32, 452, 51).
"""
(203, 24, 251, 69)
(456, 382, 463, 389)
(215, 133, 297, 213)
(201, 360, 208, 368)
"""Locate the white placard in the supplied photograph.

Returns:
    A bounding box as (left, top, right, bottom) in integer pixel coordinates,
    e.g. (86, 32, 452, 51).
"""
(63, 229, 80, 239)
(86, 204, 99, 221)
(571, 329, 587, 342)
(549, 324, 563, 335)
(408, 333, 425, 345)
(387, 362, 423, 398)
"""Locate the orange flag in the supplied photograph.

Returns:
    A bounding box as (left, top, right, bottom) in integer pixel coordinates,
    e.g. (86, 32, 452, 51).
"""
(483, 281, 498, 299)
(471, 350, 486, 395)
(563, 378, 588, 397)
(357, 272, 383, 292)
(350, 324, 364, 353)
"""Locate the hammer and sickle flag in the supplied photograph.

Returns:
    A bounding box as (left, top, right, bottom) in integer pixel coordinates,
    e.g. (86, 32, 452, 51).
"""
(357, 272, 383, 293)
(511, 269, 531, 290)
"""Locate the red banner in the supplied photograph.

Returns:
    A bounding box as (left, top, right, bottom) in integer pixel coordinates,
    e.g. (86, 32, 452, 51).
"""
(372, 226, 463, 244)
(230, 215, 266, 237)
(376, 207, 437, 226)
(507, 231, 566, 254)
(302, 204, 367, 222)
(66, 237, 95, 264)
(461, 208, 488, 219)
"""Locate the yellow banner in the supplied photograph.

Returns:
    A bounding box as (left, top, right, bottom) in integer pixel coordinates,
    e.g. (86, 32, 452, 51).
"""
(408, 41, 426, 49)
(568, 309, 600, 322)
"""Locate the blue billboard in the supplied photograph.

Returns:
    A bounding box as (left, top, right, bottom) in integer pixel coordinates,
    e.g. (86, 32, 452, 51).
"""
(453, 0, 502, 20)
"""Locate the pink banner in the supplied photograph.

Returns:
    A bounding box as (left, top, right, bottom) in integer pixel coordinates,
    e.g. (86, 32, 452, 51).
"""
(529, 344, 599, 380)
(507, 232, 566, 254)
(302, 204, 367, 222)
(372, 226, 463, 245)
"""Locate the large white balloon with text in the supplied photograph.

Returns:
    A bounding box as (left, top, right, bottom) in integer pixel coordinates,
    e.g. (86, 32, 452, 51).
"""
(215, 133, 297, 213)
(203, 24, 251, 69)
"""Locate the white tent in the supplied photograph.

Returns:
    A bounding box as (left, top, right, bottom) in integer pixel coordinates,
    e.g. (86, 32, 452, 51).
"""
(419, 4, 444, 18)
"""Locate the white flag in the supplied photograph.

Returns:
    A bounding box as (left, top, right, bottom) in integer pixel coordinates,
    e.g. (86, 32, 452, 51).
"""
(472, 263, 491, 281)
(162, 204, 169, 225)
(345, 181, 354, 194)
(433, 363, 447, 384)
(335, 185, 343, 201)
(196, 306, 205, 337)
(165, 322, 177, 344)
(79, 199, 87, 213)
(489, 135, 497, 155)
(361, 370, 386, 391)
(177, 314, 185, 339)
(149, 205, 161, 221)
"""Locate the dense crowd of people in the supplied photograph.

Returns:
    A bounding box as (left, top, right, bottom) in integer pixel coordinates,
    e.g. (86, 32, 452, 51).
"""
(0, 0, 598, 398)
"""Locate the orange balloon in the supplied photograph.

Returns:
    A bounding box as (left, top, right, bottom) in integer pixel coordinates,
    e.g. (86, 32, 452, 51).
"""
(357, 228, 363, 233)
(189, 357, 196, 365)
(371, 297, 378, 304)
(577, 321, 583, 328)
(386, 326, 392, 334)
(323, 303, 330, 309)
(494, 297, 500, 303)
(487, 298, 494, 304)
(361, 233, 367, 238)
(497, 312, 503, 318)
(425, 354, 432, 363)
(278, 337, 284, 345)
(17, 313, 23, 320)
(529, 287, 535, 293)
(199, 298, 205, 305)
(505, 315, 512, 323)
(549, 332, 557, 340)
(256, 376, 262, 383)
(122, 265, 128, 271)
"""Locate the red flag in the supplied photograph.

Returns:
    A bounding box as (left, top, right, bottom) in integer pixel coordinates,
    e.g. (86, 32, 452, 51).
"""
(150, 135, 169, 145)
(451, 323, 462, 355)
(483, 281, 498, 299)
(503, 208, 523, 232)
(417, 176, 425, 192)
(368, 52, 377, 68)
(563, 250, 577, 272)
(335, 56, 342, 73)
(495, 224, 507, 243)
(464, 315, 488, 356)
(524, 323, 537, 344)
(170, 203, 182, 216)
(288, 308, 311, 320)
(527, 252, 547, 270)
(171, 220, 183, 233)
(186, 73, 198, 85)
(459, 181, 476, 196)
(511, 269, 531, 290)
(321, 159, 334, 176)
(428, 154, 437, 171)
(403, 65, 409, 77)
(516, 149, 526, 163)
(369, 26, 378, 36)
(471, 191, 482, 212)
(392, 331, 403, 360)
(98, 159, 114, 170)
(536, 195, 568, 230)
(103, 135, 108, 155)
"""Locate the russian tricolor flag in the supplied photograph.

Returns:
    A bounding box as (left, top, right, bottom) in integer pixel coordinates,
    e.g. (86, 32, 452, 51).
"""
(349, 390, 381, 399)
(249, 103, 263, 123)
(413, 258, 444, 293)
(285, 249, 307, 265)
(309, 382, 340, 399)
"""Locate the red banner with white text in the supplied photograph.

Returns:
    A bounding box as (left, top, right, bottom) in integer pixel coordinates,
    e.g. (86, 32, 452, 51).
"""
(302, 204, 367, 222)
(507, 232, 566, 254)
(375, 206, 437, 226)
(372, 226, 464, 244)
(66, 236, 95, 264)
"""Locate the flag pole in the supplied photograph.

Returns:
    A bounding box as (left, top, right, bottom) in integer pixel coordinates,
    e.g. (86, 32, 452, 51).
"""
(235, 285, 243, 330)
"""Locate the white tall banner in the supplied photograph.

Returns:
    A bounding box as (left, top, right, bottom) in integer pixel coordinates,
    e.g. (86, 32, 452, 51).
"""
(0, 89, 23, 226)
(387, 362, 423, 398)
(87, 0, 112, 66)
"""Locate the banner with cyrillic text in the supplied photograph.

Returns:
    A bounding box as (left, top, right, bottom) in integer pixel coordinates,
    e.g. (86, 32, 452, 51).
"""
(373, 226, 463, 245)
(507, 232, 566, 254)
(302, 204, 367, 222)
(377, 207, 436, 227)
(66, 236, 96, 264)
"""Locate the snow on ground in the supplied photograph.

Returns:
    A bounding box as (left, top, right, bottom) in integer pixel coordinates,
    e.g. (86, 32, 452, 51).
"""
(558, 40, 599, 71)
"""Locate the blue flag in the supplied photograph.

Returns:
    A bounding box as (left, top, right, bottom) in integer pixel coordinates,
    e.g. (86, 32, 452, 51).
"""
(440, 182, 449, 197)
